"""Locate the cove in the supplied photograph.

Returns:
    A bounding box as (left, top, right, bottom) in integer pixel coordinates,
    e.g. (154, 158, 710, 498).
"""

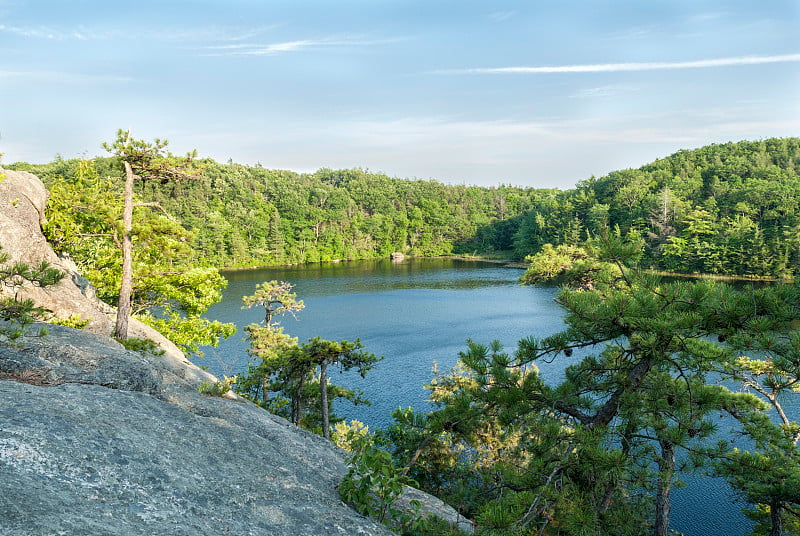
(200, 257, 750, 536)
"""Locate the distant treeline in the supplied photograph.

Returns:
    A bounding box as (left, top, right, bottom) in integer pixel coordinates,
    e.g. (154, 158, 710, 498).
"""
(15, 158, 546, 265)
(11, 137, 800, 277)
(536, 137, 800, 278)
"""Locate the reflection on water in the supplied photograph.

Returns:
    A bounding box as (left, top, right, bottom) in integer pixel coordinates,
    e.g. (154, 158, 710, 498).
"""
(223, 258, 523, 295)
(203, 258, 752, 536)
(207, 258, 565, 394)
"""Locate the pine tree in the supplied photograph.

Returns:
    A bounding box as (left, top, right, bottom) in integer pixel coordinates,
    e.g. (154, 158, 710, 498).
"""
(0, 245, 64, 337)
(43, 153, 234, 356)
(102, 129, 200, 340)
(236, 280, 304, 406)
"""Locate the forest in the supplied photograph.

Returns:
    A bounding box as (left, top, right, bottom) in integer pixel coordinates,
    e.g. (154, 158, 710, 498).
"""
(4, 136, 800, 536)
(10, 137, 800, 278)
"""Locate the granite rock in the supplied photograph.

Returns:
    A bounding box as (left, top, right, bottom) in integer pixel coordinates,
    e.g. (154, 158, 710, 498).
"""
(0, 167, 473, 535)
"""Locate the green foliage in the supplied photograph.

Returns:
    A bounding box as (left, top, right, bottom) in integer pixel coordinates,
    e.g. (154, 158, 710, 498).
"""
(235, 280, 304, 405)
(386, 238, 800, 535)
(0, 245, 64, 338)
(15, 137, 800, 278)
(11, 137, 800, 278)
(242, 280, 304, 328)
(15, 158, 544, 267)
(403, 515, 470, 536)
(49, 314, 90, 329)
(42, 159, 120, 281)
(708, 281, 800, 535)
(520, 226, 645, 290)
(38, 157, 234, 356)
(339, 433, 419, 529)
(117, 336, 165, 356)
(521, 243, 591, 285)
(142, 308, 236, 357)
(475, 491, 536, 535)
(510, 138, 800, 278)
(263, 336, 381, 438)
(235, 281, 380, 438)
(333, 419, 371, 452)
(197, 375, 236, 397)
(102, 128, 200, 183)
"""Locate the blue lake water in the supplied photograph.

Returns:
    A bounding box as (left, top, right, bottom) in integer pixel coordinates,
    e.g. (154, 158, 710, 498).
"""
(200, 257, 752, 536)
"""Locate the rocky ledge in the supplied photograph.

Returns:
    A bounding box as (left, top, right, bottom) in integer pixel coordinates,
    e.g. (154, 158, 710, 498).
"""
(0, 167, 472, 535)
(0, 324, 395, 535)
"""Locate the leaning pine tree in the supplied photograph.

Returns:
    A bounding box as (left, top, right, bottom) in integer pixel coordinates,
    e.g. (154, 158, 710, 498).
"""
(102, 129, 200, 340)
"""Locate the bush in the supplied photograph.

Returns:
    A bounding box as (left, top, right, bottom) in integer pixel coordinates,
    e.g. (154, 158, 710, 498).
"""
(117, 336, 165, 356)
(0, 245, 64, 338)
(339, 434, 419, 529)
(197, 376, 236, 397)
(50, 314, 90, 329)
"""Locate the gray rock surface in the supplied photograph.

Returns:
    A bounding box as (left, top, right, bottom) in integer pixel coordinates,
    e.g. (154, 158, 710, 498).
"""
(0, 323, 476, 535)
(0, 325, 396, 535)
(0, 167, 473, 535)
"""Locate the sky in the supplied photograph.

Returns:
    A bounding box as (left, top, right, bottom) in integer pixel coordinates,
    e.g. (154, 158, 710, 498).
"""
(1, 0, 798, 189)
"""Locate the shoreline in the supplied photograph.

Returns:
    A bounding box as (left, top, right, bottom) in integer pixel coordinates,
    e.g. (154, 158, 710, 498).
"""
(217, 256, 792, 281)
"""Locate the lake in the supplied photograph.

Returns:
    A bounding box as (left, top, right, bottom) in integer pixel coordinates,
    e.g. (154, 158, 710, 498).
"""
(200, 257, 750, 536)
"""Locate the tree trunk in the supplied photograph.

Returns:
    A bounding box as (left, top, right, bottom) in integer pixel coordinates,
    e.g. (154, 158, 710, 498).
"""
(261, 373, 269, 406)
(402, 436, 433, 476)
(292, 377, 304, 425)
(114, 159, 135, 340)
(295, 396, 303, 426)
(320, 361, 329, 439)
(769, 499, 783, 536)
(654, 440, 675, 536)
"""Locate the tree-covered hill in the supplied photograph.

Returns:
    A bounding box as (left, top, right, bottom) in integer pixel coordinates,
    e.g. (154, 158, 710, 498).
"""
(11, 157, 550, 267)
(9, 136, 800, 277)
(512, 137, 800, 277)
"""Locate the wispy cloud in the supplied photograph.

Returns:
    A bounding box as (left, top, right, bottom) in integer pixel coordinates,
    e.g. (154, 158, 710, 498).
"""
(0, 23, 97, 40)
(0, 70, 132, 84)
(203, 36, 403, 57)
(204, 39, 320, 56)
(0, 22, 276, 44)
(439, 53, 800, 75)
(489, 11, 516, 23)
(162, 25, 277, 44)
(571, 85, 639, 98)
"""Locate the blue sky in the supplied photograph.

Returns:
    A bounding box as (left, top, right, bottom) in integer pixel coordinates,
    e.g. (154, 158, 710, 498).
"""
(1, 1, 798, 188)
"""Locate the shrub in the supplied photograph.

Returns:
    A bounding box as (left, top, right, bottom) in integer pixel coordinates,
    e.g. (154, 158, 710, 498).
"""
(50, 314, 90, 329)
(117, 336, 165, 356)
(197, 376, 236, 397)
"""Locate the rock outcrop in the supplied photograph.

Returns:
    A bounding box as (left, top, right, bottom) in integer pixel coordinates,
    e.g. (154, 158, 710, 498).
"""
(0, 167, 472, 535)
(0, 166, 183, 358)
(0, 324, 402, 536)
